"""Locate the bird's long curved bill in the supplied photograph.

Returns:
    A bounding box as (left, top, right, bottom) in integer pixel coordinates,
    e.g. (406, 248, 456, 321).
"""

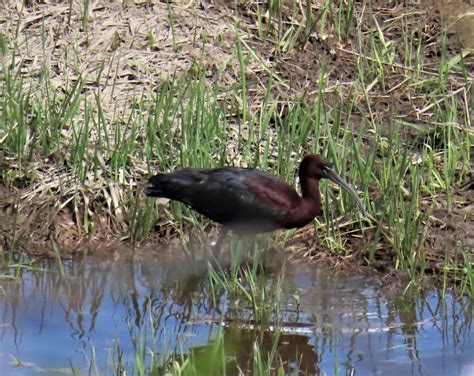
(326, 169, 370, 218)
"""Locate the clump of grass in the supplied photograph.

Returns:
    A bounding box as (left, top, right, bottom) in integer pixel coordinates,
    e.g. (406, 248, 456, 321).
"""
(208, 242, 286, 327)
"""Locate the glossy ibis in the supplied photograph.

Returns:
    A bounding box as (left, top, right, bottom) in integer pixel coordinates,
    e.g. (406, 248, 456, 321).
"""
(147, 154, 369, 237)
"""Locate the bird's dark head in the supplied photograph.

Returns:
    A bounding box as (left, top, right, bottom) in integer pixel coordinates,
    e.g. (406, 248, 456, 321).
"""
(299, 153, 370, 217)
(299, 154, 334, 180)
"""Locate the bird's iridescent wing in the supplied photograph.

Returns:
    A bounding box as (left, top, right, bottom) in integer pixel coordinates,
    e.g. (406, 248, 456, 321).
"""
(241, 171, 300, 214)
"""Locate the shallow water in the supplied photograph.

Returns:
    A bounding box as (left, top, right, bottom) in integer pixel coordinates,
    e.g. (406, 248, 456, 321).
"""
(0, 249, 472, 375)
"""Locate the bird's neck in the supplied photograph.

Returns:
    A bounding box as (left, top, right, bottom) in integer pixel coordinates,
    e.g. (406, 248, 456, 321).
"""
(300, 176, 322, 214)
(283, 176, 322, 229)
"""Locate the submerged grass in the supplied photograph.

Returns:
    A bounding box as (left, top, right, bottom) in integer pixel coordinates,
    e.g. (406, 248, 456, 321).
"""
(88, 252, 291, 375)
(0, 1, 472, 292)
(105, 320, 290, 375)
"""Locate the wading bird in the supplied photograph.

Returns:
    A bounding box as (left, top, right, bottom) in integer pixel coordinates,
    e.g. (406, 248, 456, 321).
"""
(147, 154, 369, 242)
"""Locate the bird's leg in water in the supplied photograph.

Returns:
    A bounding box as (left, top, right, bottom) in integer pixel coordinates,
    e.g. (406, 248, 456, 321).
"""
(202, 228, 230, 270)
(213, 227, 229, 259)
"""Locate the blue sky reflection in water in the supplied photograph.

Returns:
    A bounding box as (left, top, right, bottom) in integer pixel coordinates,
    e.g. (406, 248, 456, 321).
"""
(0, 249, 472, 375)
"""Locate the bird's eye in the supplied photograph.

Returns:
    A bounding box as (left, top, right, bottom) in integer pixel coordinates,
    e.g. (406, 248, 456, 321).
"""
(321, 163, 333, 171)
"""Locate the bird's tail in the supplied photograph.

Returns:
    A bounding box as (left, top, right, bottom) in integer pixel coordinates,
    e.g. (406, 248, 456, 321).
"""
(147, 169, 206, 202)
(147, 172, 196, 199)
(146, 174, 167, 197)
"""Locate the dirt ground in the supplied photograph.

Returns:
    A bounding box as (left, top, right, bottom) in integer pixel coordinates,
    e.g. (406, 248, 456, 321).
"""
(0, 0, 473, 279)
